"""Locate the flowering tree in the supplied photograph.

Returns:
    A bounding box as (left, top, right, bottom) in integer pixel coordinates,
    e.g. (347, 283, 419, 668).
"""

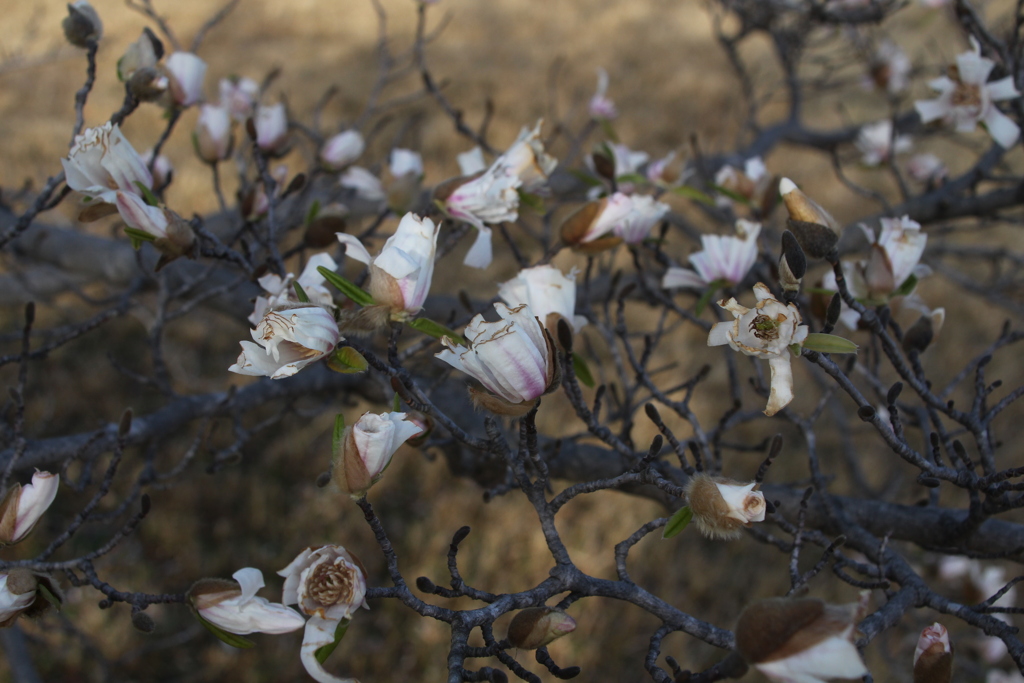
(1, 0, 1024, 681)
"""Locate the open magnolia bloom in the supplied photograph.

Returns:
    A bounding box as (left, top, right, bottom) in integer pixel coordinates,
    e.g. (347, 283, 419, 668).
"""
(855, 120, 912, 166)
(279, 546, 369, 683)
(662, 219, 760, 290)
(249, 254, 338, 326)
(62, 122, 153, 205)
(497, 120, 558, 193)
(0, 471, 59, 545)
(333, 411, 424, 498)
(436, 302, 558, 416)
(735, 596, 869, 683)
(189, 568, 306, 635)
(708, 283, 809, 416)
(865, 39, 911, 95)
(562, 192, 670, 253)
(336, 212, 440, 317)
(914, 37, 1021, 149)
(498, 264, 587, 333)
(684, 473, 766, 540)
(229, 306, 341, 379)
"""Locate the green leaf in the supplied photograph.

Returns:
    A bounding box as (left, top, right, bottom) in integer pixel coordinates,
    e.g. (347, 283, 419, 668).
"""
(568, 169, 604, 188)
(891, 273, 918, 298)
(36, 583, 62, 611)
(327, 346, 369, 374)
(195, 612, 256, 649)
(615, 172, 647, 186)
(293, 281, 310, 303)
(662, 506, 693, 539)
(317, 267, 375, 307)
(709, 183, 751, 205)
(315, 618, 351, 664)
(124, 226, 157, 249)
(305, 199, 321, 227)
(671, 185, 716, 207)
(392, 393, 401, 412)
(406, 317, 465, 345)
(133, 180, 161, 208)
(571, 352, 595, 388)
(517, 190, 544, 213)
(695, 279, 726, 316)
(801, 332, 859, 355)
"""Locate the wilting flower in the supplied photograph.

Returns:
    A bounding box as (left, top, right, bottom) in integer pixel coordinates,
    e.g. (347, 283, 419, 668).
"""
(0, 471, 58, 545)
(734, 596, 869, 683)
(856, 120, 912, 166)
(195, 104, 232, 163)
(164, 52, 207, 108)
(442, 163, 519, 269)
(915, 38, 1021, 148)
(249, 253, 338, 326)
(279, 545, 368, 683)
(255, 103, 289, 155)
(507, 607, 576, 650)
(336, 213, 439, 317)
(588, 67, 618, 120)
(497, 120, 557, 193)
(866, 39, 911, 94)
(333, 412, 424, 498)
(663, 219, 760, 291)
(715, 157, 771, 206)
(189, 567, 305, 635)
(563, 192, 670, 251)
(321, 130, 365, 170)
(339, 166, 385, 202)
(0, 570, 61, 627)
(684, 473, 766, 540)
(63, 122, 153, 205)
(389, 149, 424, 179)
(906, 153, 947, 185)
(914, 623, 953, 683)
(708, 283, 809, 416)
(219, 76, 260, 122)
(229, 306, 341, 379)
(436, 303, 557, 416)
(498, 264, 587, 333)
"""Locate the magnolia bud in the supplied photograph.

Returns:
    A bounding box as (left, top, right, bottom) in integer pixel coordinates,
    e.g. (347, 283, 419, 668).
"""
(914, 623, 952, 683)
(118, 28, 163, 81)
(903, 310, 944, 354)
(507, 607, 576, 650)
(0, 471, 59, 545)
(333, 412, 424, 498)
(63, 1, 103, 48)
(778, 231, 806, 294)
(779, 178, 841, 259)
(128, 66, 169, 102)
(685, 473, 766, 540)
(132, 610, 156, 633)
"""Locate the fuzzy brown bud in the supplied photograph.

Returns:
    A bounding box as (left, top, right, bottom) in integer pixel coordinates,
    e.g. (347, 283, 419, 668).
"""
(62, 1, 103, 48)
(507, 607, 576, 650)
(685, 473, 766, 540)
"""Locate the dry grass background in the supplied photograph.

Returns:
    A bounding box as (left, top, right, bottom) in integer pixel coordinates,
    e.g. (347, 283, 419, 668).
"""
(0, 0, 1022, 681)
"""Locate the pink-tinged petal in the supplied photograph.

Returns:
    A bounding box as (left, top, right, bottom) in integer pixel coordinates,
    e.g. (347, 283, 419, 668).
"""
(11, 471, 59, 542)
(116, 191, 169, 240)
(336, 233, 373, 265)
(986, 76, 1021, 102)
(982, 107, 1021, 149)
(663, 267, 708, 290)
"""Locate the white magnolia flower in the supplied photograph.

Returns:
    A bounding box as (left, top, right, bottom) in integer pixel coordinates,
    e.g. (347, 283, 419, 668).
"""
(196, 104, 232, 163)
(190, 567, 306, 635)
(0, 573, 37, 627)
(389, 148, 423, 179)
(906, 153, 947, 184)
(279, 546, 368, 683)
(608, 142, 649, 180)
(436, 302, 556, 415)
(588, 67, 618, 120)
(219, 76, 260, 122)
(598, 193, 670, 245)
(915, 38, 1021, 148)
(115, 191, 169, 240)
(164, 52, 207, 108)
(229, 306, 340, 379)
(249, 253, 338, 326)
(336, 213, 439, 316)
(499, 264, 587, 333)
(333, 411, 424, 498)
(0, 471, 59, 545)
(856, 120, 912, 166)
(663, 219, 761, 290)
(254, 103, 289, 155)
(444, 163, 520, 269)
(708, 283, 809, 416)
(866, 40, 911, 94)
(321, 130, 365, 170)
(63, 123, 153, 205)
(457, 146, 487, 176)
(497, 120, 557, 193)
(714, 157, 770, 205)
(339, 166, 386, 202)
(684, 473, 766, 540)
(736, 597, 869, 683)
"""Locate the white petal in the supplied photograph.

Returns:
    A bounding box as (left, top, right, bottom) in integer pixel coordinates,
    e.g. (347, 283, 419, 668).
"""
(231, 567, 266, 604)
(662, 267, 708, 290)
(915, 97, 951, 124)
(765, 355, 796, 416)
(11, 471, 59, 542)
(336, 234, 373, 265)
(986, 76, 1022, 102)
(463, 226, 493, 269)
(300, 616, 358, 683)
(982, 107, 1021, 149)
